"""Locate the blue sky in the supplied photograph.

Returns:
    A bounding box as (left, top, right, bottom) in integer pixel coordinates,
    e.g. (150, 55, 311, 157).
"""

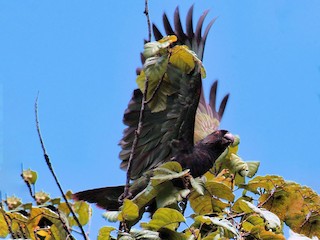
(1, 1, 320, 238)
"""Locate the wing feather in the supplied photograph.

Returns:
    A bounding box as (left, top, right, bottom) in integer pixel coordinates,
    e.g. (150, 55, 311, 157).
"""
(194, 81, 229, 143)
(119, 6, 217, 179)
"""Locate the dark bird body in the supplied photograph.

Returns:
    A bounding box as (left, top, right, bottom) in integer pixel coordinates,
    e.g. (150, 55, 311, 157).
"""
(74, 6, 233, 211)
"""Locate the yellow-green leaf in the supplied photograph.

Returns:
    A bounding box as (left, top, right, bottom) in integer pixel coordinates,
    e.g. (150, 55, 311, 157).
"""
(169, 45, 195, 74)
(118, 199, 139, 222)
(35, 191, 50, 205)
(103, 211, 120, 223)
(0, 213, 9, 238)
(69, 201, 91, 226)
(22, 169, 38, 184)
(97, 226, 116, 240)
(5, 196, 22, 210)
(140, 208, 185, 231)
(206, 181, 234, 202)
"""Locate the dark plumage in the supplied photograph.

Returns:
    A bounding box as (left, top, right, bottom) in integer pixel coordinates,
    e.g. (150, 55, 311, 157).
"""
(74, 6, 233, 211)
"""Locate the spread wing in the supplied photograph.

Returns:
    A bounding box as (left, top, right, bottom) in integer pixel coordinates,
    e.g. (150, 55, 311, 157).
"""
(194, 81, 229, 143)
(152, 6, 230, 144)
(119, 6, 218, 180)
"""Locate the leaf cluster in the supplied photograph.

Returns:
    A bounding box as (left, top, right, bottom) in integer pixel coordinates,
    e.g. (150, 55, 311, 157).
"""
(0, 169, 91, 239)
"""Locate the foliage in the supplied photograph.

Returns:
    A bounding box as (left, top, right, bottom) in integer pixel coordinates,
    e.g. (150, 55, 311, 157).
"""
(1, 29, 319, 240)
(0, 170, 92, 239)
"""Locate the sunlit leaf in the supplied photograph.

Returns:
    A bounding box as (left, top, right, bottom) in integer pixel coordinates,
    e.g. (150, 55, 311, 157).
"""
(129, 228, 160, 240)
(170, 45, 195, 74)
(0, 213, 9, 238)
(69, 200, 91, 226)
(229, 154, 249, 177)
(103, 211, 120, 223)
(231, 196, 254, 213)
(140, 208, 185, 231)
(190, 176, 205, 195)
(250, 226, 285, 240)
(35, 191, 50, 205)
(151, 169, 189, 187)
(118, 199, 139, 222)
(155, 182, 190, 208)
(50, 198, 61, 205)
(27, 207, 69, 240)
(97, 226, 116, 240)
(243, 200, 281, 231)
(65, 190, 73, 200)
(209, 217, 240, 238)
(22, 169, 38, 184)
(246, 161, 260, 178)
(239, 175, 285, 194)
(206, 181, 234, 202)
(143, 35, 177, 58)
(5, 196, 22, 210)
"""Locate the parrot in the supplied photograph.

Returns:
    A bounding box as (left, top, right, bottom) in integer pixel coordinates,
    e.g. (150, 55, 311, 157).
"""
(74, 6, 233, 211)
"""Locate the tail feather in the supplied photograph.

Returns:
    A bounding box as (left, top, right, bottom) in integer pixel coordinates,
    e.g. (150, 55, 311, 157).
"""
(73, 186, 124, 211)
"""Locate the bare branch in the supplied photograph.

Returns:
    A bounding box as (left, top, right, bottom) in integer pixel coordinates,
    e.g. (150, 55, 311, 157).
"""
(35, 94, 88, 240)
(144, 0, 152, 42)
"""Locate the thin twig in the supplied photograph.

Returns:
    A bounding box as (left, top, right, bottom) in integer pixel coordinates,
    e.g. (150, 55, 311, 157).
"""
(20, 167, 36, 201)
(144, 0, 151, 42)
(123, 76, 149, 200)
(35, 94, 88, 240)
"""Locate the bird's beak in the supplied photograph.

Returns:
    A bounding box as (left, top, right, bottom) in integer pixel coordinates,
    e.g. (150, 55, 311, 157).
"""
(224, 132, 234, 144)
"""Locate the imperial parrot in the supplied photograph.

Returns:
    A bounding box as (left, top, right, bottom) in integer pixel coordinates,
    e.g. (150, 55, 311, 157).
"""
(74, 6, 234, 211)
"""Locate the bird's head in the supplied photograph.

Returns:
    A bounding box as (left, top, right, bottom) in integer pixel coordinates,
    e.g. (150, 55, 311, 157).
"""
(200, 130, 234, 150)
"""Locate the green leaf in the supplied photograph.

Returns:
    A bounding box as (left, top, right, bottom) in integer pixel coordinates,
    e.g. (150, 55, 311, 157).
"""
(230, 154, 249, 177)
(231, 196, 254, 213)
(119, 199, 139, 222)
(69, 201, 91, 226)
(242, 200, 281, 231)
(27, 207, 69, 240)
(151, 169, 190, 186)
(246, 161, 260, 178)
(103, 211, 120, 223)
(22, 169, 38, 184)
(97, 226, 116, 240)
(129, 229, 161, 239)
(239, 175, 285, 194)
(50, 198, 61, 205)
(0, 213, 9, 238)
(65, 190, 73, 200)
(140, 208, 185, 231)
(250, 226, 285, 240)
(190, 177, 205, 196)
(155, 182, 190, 208)
(5, 196, 22, 210)
(206, 181, 234, 202)
(151, 161, 189, 186)
(169, 45, 196, 74)
(209, 217, 240, 238)
(35, 191, 50, 205)
(143, 35, 177, 58)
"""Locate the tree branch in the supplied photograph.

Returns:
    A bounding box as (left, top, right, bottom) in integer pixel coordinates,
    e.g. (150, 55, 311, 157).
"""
(123, 76, 149, 200)
(35, 94, 88, 240)
(122, 0, 152, 203)
(144, 0, 151, 42)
